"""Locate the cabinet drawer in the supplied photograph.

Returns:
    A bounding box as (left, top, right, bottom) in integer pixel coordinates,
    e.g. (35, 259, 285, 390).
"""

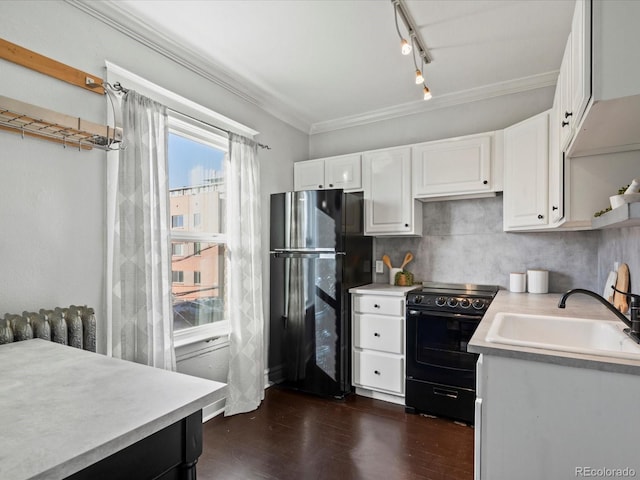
(354, 314, 404, 354)
(353, 295, 405, 316)
(354, 351, 404, 394)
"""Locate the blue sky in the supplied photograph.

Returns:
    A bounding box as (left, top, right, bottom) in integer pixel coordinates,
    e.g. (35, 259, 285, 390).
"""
(168, 133, 225, 189)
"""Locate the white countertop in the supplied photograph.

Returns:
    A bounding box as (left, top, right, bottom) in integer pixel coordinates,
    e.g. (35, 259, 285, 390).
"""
(469, 290, 640, 374)
(348, 283, 417, 296)
(0, 339, 227, 480)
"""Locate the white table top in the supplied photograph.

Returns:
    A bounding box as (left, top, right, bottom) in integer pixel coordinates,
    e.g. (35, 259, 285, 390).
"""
(0, 339, 227, 480)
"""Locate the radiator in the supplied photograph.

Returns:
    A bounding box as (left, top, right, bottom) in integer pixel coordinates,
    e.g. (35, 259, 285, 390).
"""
(0, 305, 96, 352)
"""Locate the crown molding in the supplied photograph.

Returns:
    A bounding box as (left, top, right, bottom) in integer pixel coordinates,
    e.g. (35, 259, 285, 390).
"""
(64, 0, 313, 134)
(66, 0, 558, 137)
(309, 71, 559, 135)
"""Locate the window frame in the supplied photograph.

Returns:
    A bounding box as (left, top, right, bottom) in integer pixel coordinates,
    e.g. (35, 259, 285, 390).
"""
(105, 61, 257, 348)
(169, 116, 230, 348)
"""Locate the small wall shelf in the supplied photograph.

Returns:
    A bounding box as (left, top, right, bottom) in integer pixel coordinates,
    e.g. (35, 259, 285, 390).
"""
(0, 95, 122, 151)
(591, 202, 640, 229)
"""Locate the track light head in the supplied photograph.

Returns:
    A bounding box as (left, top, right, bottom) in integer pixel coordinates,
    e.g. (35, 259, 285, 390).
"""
(423, 86, 432, 101)
(401, 38, 412, 55)
(415, 69, 424, 85)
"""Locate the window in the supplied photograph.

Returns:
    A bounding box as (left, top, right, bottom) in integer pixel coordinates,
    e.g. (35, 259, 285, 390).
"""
(168, 120, 227, 337)
(172, 270, 184, 283)
(172, 243, 185, 256)
(171, 215, 184, 228)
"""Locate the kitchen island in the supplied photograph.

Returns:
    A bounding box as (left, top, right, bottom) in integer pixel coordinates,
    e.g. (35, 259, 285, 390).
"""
(0, 339, 227, 480)
(469, 291, 640, 480)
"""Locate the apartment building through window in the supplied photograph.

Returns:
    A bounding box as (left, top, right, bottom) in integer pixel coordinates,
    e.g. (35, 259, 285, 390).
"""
(168, 121, 227, 336)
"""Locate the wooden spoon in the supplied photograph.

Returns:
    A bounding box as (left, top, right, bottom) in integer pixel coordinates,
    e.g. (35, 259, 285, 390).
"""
(399, 252, 413, 270)
(382, 254, 393, 270)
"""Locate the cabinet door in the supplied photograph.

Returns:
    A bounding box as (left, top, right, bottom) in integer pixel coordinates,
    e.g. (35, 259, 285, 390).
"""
(325, 154, 362, 191)
(558, 35, 573, 151)
(412, 135, 491, 197)
(570, 0, 590, 128)
(294, 159, 325, 191)
(503, 111, 549, 230)
(548, 101, 565, 225)
(363, 147, 420, 235)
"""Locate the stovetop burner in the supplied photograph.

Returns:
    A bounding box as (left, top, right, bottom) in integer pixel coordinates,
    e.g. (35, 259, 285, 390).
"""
(406, 281, 500, 315)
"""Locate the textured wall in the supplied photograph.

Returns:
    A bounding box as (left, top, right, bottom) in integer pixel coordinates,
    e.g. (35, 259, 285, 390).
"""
(373, 195, 601, 293)
(597, 226, 640, 296)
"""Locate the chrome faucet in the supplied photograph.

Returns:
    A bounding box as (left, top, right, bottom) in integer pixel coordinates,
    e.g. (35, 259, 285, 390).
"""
(558, 287, 640, 344)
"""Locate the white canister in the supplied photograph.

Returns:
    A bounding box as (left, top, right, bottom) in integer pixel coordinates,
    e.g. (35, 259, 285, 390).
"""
(527, 269, 549, 294)
(389, 268, 402, 285)
(509, 272, 527, 293)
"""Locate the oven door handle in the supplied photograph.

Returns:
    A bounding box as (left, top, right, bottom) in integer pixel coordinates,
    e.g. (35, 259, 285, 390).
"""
(433, 386, 459, 399)
(407, 310, 481, 321)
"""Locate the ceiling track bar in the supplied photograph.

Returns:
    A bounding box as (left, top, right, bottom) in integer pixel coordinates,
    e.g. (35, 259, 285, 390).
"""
(393, 0, 432, 64)
(0, 38, 105, 94)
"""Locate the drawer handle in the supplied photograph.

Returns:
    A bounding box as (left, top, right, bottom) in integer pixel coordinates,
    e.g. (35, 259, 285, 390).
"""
(433, 387, 458, 399)
(374, 370, 381, 375)
(374, 304, 380, 309)
(374, 332, 380, 337)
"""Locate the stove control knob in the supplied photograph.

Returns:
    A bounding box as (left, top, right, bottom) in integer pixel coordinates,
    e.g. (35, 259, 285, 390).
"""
(435, 296, 447, 307)
(472, 299, 485, 310)
(447, 297, 458, 307)
(460, 298, 471, 309)
(413, 295, 424, 304)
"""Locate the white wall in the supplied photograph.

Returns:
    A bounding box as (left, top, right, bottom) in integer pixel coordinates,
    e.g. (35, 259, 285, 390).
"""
(309, 86, 555, 159)
(0, 0, 307, 354)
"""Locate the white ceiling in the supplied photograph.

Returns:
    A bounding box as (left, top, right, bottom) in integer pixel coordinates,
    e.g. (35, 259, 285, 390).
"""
(81, 0, 576, 133)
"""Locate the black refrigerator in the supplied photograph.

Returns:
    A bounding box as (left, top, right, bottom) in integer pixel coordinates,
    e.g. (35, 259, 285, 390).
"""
(268, 189, 372, 398)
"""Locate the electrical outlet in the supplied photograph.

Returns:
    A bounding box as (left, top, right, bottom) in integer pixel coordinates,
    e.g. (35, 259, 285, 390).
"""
(375, 260, 384, 274)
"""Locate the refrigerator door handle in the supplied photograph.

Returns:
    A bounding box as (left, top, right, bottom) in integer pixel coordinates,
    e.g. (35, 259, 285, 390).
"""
(270, 251, 345, 258)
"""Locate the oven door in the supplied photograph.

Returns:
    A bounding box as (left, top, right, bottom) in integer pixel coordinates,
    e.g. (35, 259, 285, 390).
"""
(406, 309, 481, 389)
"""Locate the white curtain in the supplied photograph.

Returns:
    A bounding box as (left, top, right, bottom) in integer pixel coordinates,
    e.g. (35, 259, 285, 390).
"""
(224, 132, 265, 416)
(106, 90, 176, 371)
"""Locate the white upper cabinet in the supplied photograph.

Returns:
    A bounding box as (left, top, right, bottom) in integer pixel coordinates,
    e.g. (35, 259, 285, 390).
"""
(569, 0, 590, 126)
(568, 0, 640, 157)
(411, 134, 493, 198)
(558, 34, 573, 152)
(294, 153, 362, 191)
(294, 159, 325, 190)
(363, 147, 422, 236)
(503, 111, 550, 231)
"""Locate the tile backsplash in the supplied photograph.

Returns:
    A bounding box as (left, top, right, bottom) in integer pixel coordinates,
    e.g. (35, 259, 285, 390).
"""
(373, 195, 601, 293)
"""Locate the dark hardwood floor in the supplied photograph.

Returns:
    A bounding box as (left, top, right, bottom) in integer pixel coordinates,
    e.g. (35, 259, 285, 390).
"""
(198, 386, 474, 480)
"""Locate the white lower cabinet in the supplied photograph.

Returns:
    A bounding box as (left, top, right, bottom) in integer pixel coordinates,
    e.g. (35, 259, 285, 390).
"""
(476, 353, 640, 480)
(350, 286, 413, 405)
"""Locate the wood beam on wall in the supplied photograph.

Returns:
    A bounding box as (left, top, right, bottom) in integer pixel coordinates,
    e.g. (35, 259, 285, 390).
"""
(0, 38, 105, 95)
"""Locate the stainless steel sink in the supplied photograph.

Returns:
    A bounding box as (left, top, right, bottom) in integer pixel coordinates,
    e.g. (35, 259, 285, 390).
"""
(485, 312, 640, 360)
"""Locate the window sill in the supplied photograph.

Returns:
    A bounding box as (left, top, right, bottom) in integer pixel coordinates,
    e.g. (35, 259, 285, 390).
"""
(173, 321, 230, 349)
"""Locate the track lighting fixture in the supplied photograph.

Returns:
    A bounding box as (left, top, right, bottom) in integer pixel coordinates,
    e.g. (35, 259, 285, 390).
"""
(394, 2, 412, 55)
(391, 0, 433, 101)
(400, 38, 412, 55)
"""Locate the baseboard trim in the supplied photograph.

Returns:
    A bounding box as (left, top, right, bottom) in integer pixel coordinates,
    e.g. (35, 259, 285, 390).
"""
(355, 387, 405, 406)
